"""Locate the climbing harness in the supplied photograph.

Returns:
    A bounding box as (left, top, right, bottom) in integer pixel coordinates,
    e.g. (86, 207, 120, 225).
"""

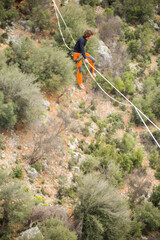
(52, 0, 160, 148)
(72, 53, 83, 72)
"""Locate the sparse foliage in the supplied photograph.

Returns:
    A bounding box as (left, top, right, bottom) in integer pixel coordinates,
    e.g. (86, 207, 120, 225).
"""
(0, 170, 33, 237)
(28, 113, 70, 165)
(74, 173, 130, 240)
(0, 66, 44, 129)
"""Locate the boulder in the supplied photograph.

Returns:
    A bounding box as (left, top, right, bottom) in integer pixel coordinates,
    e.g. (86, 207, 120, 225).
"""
(41, 100, 51, 108)
(26, 167, 38, 179)
(18, 226, 44, 240)
(96, 40, 112, 69)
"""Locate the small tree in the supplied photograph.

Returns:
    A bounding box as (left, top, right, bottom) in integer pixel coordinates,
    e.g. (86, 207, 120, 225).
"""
(155, 37, 160, 53)
(80, 0, 99, 7)
(74, 173, 130, 240)
(135, 201, 160, 233)
(28, 112, 70, 165)
(0, 0, 19, 28)
(20, 0, 53, 32)
(0, 66, 44, 128)
(0, 170, 33, 237)
(128, 169, 151, 207)
(40, 218, 77, 240)
(6, 38, 75, 92)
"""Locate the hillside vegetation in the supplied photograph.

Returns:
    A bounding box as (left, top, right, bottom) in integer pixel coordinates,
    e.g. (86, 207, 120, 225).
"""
(0, 0, 160, 239)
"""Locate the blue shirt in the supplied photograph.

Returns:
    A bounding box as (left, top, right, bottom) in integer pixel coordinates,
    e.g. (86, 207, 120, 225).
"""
(73, 36, 87, 59)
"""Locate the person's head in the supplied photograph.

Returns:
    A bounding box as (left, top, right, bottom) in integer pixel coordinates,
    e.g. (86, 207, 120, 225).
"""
(83, 29, 94, 40)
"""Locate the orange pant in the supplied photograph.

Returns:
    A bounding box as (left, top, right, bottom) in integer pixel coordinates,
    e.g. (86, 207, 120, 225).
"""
(73, 52, 95, 85)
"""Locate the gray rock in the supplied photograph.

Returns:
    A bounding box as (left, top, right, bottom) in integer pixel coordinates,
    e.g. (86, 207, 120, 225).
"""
(154, 23, 160, 30)
(18, 226, 44, 240)
(73, 166, 80, 173)
(1, 153, 5, 159)
(96, 40, 112, 69)
(41, 100, 50, 107)
(26, 168, 38, 179)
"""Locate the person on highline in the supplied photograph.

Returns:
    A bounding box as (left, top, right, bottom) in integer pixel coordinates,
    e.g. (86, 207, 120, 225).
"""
(73, 29, 96, 90)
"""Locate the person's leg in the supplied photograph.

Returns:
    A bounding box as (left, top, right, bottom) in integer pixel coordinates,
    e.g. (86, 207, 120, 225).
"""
(73, 53, 85, 89)
(85, 53, 96, 77)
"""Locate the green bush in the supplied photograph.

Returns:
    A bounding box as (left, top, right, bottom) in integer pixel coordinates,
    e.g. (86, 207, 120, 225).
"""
(0, 66, 44, 128)
(114, 0, 155, 24)
(91, 73, 114, 92)
(32, 162, 42, 172)
(74, 173, 130, 240)
(0, 91, 17, 129)
(122, 71, 135, 94)
(6, 38, 75, 92)
(80, 155, 99, 174)
(114, 76, 125, 92)
(106, 113, 124, 129)
(40, 218, 77, 240)
(155, 36, 160, 53)
(143, 77, 156, 94)
(150, 184, 160, 208)
(80, 0, 99, 7)
(130, 148, 144, 167)
(20, 0, 53, 32)
(155, 168, 160, 180)
(149, 148, 159, 169)
(12, 166, 23, 179)
(27, 6, 53, 33)
(0, 170, 33, 237)
(120, 133, 136, 153)
(0, 0, 19, 28)
(127, 39, 141, 59)
(135, 201, 160, 233)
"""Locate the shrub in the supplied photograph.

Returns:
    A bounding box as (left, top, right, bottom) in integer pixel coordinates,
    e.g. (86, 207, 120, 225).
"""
(20, 0, 53, 32)
(128, 169, 151, 207)
(130, 148, 144, 167)
(155, 168, 160, 180)
(32, 162, 42, 172)
(114, 0, 155, 24)
(149, 148, 159, 169)
(155, 36, 160, 53)
(0, 170, 33, 237)
(80, 0, 99, 7)
(40, 218, 77, 240)
(135, 201, 160, 233)
(122, 71, 135, 94)
(80, 155, 99, 174)
(127, 39, 141, 59)
(0, 91, 17, 129)
(150, 184, 160, 208)
(0, 66, 44, 128)
(12, 166, 23, 178)
(143, 77, 156, 94)
(6, 38, 75, 92)
(120, 133, 136, 153)
(114, 76, 125, 92)
(74, 173, 130, 240)
(27, 6, 54, 33)
(0, 0, 19, 28)
(106, 113, 124, 129)
(0, 50, 7, 70)
(98, 15, 122, 46)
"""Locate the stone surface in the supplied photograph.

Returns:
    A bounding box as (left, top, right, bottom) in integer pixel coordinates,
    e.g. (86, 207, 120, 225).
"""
(26, 167, 38, 179)
(96, 40, 112, 69)
(18, 226, 44, 240)
(42, 100, 51, 107)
